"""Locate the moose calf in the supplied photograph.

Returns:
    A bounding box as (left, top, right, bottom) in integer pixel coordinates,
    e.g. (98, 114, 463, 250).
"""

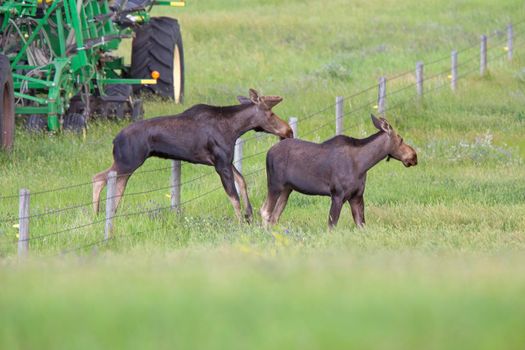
(261, 115, 417, 229)
(93, 89, 293, 222)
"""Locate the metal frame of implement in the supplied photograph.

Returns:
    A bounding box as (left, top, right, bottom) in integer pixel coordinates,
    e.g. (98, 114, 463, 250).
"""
(0, 0, 184, 130)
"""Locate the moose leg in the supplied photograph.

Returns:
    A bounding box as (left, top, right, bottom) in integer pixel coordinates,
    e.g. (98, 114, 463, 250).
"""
(261, 189, 280, 228)
(93, 163, 133, 214)
(328, 195, 344, 229)
(113, 173, 131, 212)
(92, 165, 115, 214)
(269, 188, 292, 225)
(216, 165, 243, 222)
(348, 196, 365, 228)
(232, 166, 253, 222)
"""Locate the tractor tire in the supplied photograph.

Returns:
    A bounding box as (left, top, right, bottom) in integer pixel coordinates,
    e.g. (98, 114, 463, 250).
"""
(63, 113, 87, 133)
(95, 84, 144, 120)
(0, 54, 15, 151)
(113, 0, 151, 10)
(105, 84, 133, 119)
(25, 115, 48, 132)
(131, 99, 144, 121)
(131, 17, 185, 103)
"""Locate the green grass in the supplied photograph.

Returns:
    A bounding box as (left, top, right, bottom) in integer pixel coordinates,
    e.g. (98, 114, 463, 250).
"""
(1, 0, 525, 348)
(2, 252, 525, 350)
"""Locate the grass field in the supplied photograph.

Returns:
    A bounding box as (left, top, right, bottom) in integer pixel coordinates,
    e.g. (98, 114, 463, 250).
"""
(1, 0, 525, 348)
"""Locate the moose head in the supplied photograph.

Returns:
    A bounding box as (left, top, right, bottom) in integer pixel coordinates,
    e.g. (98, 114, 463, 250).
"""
(371, 114, 418, 167)
(237, 89, 293, 140)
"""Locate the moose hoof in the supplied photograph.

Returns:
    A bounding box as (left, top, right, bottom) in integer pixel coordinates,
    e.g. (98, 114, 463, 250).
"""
(244, 213, 253, 224)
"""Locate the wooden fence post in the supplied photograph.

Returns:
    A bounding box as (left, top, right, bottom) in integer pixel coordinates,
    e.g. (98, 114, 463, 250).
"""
(104, 171, 117, 240)
(289, 117, 298, 138)
(480, 34, 487, 76)
(416, 61, 424, 97)
(451, 50, 458, 92)
(171, 160, 181, 212)
(507, 23, 513, 61)
(378, 76, 387, 115)
(335, 96, 344, 135)
(234, 139, 243, 195)
(18, 189, 30, 257)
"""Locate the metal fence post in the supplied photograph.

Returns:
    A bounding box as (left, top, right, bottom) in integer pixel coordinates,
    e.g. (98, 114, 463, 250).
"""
(289, 117, 298, 138)
(234, 139, 243, 173)
(18, 189, 30, 257)
(234, 139, 243, 195)
(451, 50, 458, 92)
(378, 76, 387, 115)
(507, 23, 513, 61)
(416, 61, 424, 97)
(335, 96, 344, 135)
(480, 34, 487, 76)
(104, 171, 117, 240)
(171, 160, 181, 212)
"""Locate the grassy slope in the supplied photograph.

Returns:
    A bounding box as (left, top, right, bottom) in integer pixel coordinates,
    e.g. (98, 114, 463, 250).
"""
(1, 0, 525, 348)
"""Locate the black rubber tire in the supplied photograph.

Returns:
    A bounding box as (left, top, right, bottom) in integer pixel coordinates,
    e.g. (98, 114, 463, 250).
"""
(105, 84, 132, 98)
(113, 0, 152, 10)
(67, 99, 85, 115)
(105, 84, 132, 119)
(63, 113, 87, 133)
(131, 99, 144, 121)
(25, 115, 48, 132)
(131, 17, 185, 103)
(0, 54, 15, 151)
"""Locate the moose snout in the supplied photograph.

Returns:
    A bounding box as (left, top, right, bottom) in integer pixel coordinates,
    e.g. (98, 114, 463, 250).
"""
(403, 154, 418, 167)
(280, 127, 294, 140)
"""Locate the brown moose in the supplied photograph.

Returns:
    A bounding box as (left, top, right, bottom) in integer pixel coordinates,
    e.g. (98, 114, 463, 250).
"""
(93, 89, 293, 222)
(261, 115, 417, 229)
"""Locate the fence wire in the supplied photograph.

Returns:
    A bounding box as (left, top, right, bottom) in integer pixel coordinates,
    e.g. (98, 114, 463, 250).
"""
(1, 29, 520, 225)
(2, 20, 523, 255)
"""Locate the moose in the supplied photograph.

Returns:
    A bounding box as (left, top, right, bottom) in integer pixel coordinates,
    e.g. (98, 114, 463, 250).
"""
(261, 115, 417, 229)
(93, 89, 293, 222)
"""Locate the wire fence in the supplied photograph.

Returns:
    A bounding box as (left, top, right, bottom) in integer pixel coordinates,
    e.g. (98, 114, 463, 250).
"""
(1, 21, 520, 202)
(1, 20, 523, 257)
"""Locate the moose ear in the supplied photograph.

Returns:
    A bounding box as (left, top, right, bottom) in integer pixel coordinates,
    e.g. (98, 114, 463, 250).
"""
(237, 96, 253, 105)
(371, 114, 392, 134)
(261, 96, 283, 110)
(249, 89, 260, 104)
(371, 114, 382, 130)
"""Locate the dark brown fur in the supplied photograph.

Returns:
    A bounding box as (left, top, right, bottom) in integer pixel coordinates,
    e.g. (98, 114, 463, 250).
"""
(93, 89, 293, 222)
(261, 115, 417, 229)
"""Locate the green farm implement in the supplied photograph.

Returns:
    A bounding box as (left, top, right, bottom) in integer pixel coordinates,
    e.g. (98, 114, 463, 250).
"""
(0, 0, 185, 150)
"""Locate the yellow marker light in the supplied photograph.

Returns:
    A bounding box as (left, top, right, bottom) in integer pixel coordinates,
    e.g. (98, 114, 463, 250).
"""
(373, 105, 378, 109)
(504, 46, 509, 51)
(151, 71, 160, 79)
(170, 1, 185, 6)
(140, 79, 157, 84)
(447, 74, 453, 79)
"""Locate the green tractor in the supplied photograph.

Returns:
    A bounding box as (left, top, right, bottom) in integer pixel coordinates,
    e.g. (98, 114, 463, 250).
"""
(0, 0, 185, 150)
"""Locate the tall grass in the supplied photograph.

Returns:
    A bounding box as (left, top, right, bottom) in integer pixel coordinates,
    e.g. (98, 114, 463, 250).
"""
(1, 0, 524, 348)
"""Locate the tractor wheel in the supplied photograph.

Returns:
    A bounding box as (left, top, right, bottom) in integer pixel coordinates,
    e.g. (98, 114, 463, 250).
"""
(131, 99, 144, 121)
(25, 115, 48, 132)
(0, 54, 15, 151)
(131, 17, 185, 103)
(105, 84, 132, 119)
(95, 84, 144, 120)
(63, 113, 87, 133)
